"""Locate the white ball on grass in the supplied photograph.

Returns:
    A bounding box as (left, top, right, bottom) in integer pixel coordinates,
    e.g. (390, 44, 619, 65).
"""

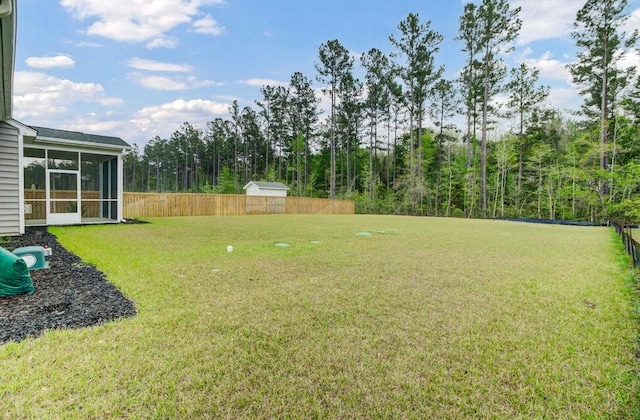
(226, 245, 234, 252)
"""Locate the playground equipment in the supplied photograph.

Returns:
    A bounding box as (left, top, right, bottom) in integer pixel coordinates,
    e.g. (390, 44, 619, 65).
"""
(0, 246, 34, 297)
(0, 244, 52, 297)
(12, 245, 52, 270)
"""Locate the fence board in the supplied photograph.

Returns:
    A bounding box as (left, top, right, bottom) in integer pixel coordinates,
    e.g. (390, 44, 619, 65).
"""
(123, 193, 354, 218)
(24, 189, 102, 220)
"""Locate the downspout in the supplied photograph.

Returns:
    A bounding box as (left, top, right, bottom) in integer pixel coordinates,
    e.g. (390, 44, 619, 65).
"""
(118, 150, 125, 221)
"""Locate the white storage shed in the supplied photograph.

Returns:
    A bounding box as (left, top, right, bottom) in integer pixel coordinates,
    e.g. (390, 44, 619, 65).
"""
(243, 181, 290, 197)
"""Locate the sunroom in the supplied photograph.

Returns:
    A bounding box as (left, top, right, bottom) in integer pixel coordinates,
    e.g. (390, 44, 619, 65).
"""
(20, 123, 130, 227)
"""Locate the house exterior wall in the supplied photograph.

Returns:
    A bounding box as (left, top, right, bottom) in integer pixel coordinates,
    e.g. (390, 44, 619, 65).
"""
(0, 122, 21, 235)
(244, 184, 288, 197)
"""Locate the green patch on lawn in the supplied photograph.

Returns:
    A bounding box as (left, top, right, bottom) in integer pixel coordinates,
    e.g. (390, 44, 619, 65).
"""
(1, 215, 638, 418)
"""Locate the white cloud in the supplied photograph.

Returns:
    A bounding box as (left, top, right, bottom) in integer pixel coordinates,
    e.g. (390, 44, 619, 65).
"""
(13, 71, 123, 119)
(492, 92, 510, 110)
(137, 76, 189, 90)
(192, 15, 225, 35)
(64, 40, 103, 48)
(60, 0, 225, 48)
(132, 74, 221, 90)
(127, 58, 221, 91)
(522, 51, 573, 82)
(515, 3, 640, 46)
(616, 48, 640, 82)
(514, 0, 584, 45)
(315, 87, 331, 119)
(239, 78, 288, 87)
(25, 55, 76, 69)
(68, 118, 130, 137)
(212, 94, 240, 102)
(130, 98, 230, 140)
(620, 8, 640, 71)
(96, 97, 126, 107)
(623, 8, 640, 37)
(46, 113, 143, 146)
(128, 57, 192, 72)
(145, 37, 180, 50)
(545, 86, 582, 112)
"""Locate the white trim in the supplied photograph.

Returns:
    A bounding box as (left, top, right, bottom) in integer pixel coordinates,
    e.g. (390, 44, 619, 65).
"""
(243, 181, 290, 190)
(17, 123, 24, 233)
(117, 153, 124, 221)
(35, 136, 130, 151)
(6, 118, 37, 137)
(48, 169, 79, 174)
(46, 168, 81, 225)
(24, 142, 122, 156)
(99, 159, 104, 218)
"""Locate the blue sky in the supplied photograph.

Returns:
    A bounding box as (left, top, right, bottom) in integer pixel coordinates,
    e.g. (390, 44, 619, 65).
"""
(13, 0, 640, 147)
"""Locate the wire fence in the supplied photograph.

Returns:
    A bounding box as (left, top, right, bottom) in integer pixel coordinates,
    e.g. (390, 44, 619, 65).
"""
(610, 219, 640, 268)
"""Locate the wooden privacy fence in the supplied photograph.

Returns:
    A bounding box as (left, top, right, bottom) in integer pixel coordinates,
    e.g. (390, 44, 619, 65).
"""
(24, 189, 102, 220)
(611, 219, 640, 268)
(123, 193, 355, 218)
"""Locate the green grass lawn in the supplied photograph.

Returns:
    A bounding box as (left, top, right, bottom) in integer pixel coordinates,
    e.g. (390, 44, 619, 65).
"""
(1, 215, 639, 418)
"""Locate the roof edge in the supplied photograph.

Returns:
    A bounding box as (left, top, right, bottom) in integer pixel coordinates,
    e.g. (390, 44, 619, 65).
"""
(29, 124, 131, 150)
(243, 181, 290, 190)
(34, 135, 131, 150)
(6, 118, 37, 136)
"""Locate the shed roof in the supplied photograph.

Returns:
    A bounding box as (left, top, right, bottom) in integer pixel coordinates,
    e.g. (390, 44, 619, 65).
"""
(31, 126, 131, 149)
(243, 181, 290, 190)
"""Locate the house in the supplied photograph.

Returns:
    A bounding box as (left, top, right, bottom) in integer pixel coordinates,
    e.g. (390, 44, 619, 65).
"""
(22, 125, 130, 228)
(0, 2, 131, 236)
(243, 181, 290, 197)
(2, 121, 131, 235)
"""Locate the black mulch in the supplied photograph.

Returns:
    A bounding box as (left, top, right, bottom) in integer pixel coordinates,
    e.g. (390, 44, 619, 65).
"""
(0, 227, 137, 345)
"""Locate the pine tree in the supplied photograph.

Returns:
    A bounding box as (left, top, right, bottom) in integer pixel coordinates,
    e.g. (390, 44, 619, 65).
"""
(361, 48, 391, 201)
(476, 0, 522, 217)
(429, 79, 460, 215)
(316, 39, 354, 198)
(569, 0, 638, 195)
(390, 12, 443, 214)
(289, 72, 320, 195)
(457, 3, 483, 170)
(505, 63, 549, 192)
(256, 85, 277, 180)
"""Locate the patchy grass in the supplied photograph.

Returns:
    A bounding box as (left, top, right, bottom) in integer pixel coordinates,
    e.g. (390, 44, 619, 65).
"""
(1, 215, 638, 418)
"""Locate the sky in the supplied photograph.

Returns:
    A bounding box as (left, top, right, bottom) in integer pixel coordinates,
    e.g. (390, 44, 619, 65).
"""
(12, 0, 640, 147)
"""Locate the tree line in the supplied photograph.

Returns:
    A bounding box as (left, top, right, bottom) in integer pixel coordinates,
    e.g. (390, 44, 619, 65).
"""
(123, 0, 640, 222)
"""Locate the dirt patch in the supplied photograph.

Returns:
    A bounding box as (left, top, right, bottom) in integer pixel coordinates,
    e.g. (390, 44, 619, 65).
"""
(0, 227, 136, 345)
(121, 218, 150, 225)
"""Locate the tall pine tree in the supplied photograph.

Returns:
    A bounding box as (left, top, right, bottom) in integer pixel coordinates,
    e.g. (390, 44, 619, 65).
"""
(569, 0, 638, 195)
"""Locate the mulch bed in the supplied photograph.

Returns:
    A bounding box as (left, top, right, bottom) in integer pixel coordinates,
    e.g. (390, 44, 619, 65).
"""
(0, 227, 137, 345)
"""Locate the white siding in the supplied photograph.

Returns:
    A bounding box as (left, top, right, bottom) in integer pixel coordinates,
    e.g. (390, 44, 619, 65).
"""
(0, 122, 20, 235)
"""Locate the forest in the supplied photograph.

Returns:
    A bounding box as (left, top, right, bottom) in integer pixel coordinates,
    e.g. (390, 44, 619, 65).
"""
(121, 0, 640, 222)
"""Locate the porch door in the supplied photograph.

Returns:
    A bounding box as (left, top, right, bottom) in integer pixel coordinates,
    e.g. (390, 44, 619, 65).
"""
(47, 170, 81, 225)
